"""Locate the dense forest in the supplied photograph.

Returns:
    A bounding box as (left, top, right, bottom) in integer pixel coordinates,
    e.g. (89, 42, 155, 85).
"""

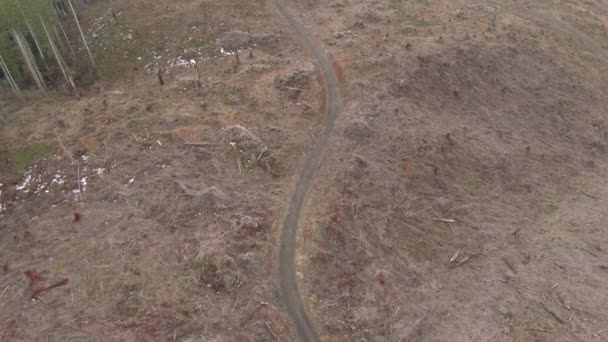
(0, 0, 95, 98)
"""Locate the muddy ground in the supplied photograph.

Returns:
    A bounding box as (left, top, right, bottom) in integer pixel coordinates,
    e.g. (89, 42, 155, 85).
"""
(1, 0, 608, 341)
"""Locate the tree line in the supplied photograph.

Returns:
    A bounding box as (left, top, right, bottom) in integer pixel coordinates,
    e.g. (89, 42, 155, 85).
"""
(0, 0, 96, 98)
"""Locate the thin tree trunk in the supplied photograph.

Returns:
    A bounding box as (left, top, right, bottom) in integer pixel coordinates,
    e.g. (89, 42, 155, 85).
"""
(23, 34, 47, 89)
(26, 23, 53, 77)
(13, 30, 46, 91)
(27, 23, 46, 60)
(0, 54, 22, 98)
(0, 56, 20, 95)
(41, 18, 68, 81)
(41, 17, 77, 96)
(53, 8, 75, 55)
(52, 22, 67, 53)
(16, 3, 46, 60)
(67, 0, 96, 68)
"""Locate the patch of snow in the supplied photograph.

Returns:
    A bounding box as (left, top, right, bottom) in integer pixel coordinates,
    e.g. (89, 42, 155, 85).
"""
(16, 172, 32, 191)
(95, 168, 106, 176)
(52, 173, 65, 185)
(35, 183, 46, 194)
(219, 47, 236, 56)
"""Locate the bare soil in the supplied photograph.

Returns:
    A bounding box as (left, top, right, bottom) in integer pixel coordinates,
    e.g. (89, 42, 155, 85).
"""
(1, 0, 608, 341)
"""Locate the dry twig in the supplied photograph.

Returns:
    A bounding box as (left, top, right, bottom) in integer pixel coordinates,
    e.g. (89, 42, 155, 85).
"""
(433, 218, 456, 223)
(264, 322, 279, 341)
(541, 302, 565, 324)
(502, 256, 517, 274)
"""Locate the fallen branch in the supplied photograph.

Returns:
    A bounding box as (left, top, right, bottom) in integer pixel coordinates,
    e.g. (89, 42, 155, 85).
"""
(31, 277, 69, 299)
(183, 141, 216, 147)
(502, 256, 517, 274)
(524, 328, 552, 333)
(433, 218, 456, 223)
(449, 250, 481, 267)
(264, 322, 279, 341)
(222, 124, 261, 142)
(541, 302, 565, 324)
(77, 163, 83, 203)
(578, 190, 598, 199)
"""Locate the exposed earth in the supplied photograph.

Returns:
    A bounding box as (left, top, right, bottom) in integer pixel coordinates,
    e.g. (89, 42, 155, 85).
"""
(1, 0, 608, 341)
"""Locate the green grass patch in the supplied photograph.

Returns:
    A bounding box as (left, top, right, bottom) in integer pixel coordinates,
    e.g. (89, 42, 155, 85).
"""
(4, 142, 56, 175)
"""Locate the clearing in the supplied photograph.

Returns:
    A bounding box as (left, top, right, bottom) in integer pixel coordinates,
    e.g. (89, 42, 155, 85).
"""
(1, 0, 608, 341)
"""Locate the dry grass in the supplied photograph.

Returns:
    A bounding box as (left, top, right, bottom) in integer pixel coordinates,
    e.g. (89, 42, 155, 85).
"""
(296, 0, 608, 340)
(0, 0, 319, 340)
(2, 0, 608, 341)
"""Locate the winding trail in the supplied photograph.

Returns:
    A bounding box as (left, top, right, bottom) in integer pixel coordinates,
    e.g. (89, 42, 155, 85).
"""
(275, 0, 343, 340)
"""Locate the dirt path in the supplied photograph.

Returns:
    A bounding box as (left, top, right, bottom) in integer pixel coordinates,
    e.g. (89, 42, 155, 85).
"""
(493, 1, 608, 63)
(528, 10, 608, 62)
(275, 0, 343, 340)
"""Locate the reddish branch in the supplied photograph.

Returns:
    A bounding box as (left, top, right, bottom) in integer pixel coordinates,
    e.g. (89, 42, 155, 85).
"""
(31, 278, 69, 299)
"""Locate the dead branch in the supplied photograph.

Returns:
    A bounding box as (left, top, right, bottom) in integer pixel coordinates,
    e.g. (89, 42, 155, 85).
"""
(541, 302, 565, 324)
(32, 278, 69, 299)
(183, 141, 216, 147)
(433, 218, 456, 223)
(77, 163, 83, 203)
(264, 322, 278, 341)
(502, 256, 517, 274)
(221, 124, 261, 142)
